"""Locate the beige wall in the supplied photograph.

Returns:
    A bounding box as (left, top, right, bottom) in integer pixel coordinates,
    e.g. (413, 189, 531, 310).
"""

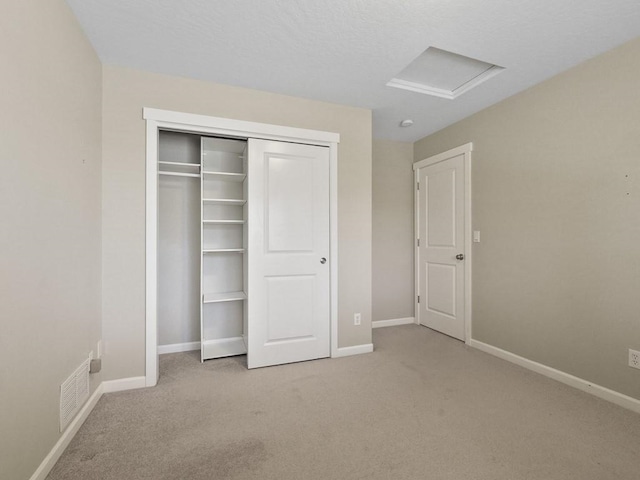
(414, 37, 640, 401)
(372, 140, 415, 322)
(102, 65, 372, 380)
(0, 1, 102, 479)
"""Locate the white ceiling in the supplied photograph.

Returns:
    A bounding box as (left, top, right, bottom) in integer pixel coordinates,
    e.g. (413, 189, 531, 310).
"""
(65, 0, 640, 142)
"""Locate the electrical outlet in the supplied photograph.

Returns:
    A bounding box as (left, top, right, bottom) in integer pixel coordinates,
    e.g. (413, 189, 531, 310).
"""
(629, 349, 640, 370)
(354, 313, 361, 326)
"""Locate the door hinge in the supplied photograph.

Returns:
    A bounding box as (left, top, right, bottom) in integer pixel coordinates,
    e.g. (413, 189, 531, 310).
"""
(417, 182, 420, 190)
(417, 238, 420, 247)
(417, 295, 420, 304)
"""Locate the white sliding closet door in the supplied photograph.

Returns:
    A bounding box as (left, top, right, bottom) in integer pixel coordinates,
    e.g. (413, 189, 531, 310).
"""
(247, 139, 330, 368)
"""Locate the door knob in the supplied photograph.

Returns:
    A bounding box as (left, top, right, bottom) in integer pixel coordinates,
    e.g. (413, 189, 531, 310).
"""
(456, 254, 464, 260)
(320, 257, 327, 264)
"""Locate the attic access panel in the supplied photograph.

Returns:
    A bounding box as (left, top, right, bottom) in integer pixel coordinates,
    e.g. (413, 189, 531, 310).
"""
(387, 47, 504, 99)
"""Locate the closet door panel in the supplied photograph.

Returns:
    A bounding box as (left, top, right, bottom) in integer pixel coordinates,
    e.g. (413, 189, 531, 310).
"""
(248, 139, 330, 369)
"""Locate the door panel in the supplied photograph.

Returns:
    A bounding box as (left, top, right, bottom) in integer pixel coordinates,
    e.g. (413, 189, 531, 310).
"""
(418, 153, 465, 340)
(266, 156, 314, 252)
(426, 262, 456, 317)
(265, 275, 315, 341)
(248, 139, 330, 368)
(427, 168, 456, 247)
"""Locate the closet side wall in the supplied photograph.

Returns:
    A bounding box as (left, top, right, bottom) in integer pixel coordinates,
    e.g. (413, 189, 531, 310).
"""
(102, 65, 372, 380)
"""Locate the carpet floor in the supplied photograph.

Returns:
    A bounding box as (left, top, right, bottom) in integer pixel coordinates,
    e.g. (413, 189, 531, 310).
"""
(47, 325, 640, 479)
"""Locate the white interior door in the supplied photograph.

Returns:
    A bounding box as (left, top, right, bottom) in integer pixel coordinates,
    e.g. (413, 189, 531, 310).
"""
(247, 139, 330, 368)
(416, 150, 467, 340)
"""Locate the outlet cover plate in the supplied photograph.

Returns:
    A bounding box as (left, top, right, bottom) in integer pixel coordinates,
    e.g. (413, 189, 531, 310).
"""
(629, 349, 640, 369)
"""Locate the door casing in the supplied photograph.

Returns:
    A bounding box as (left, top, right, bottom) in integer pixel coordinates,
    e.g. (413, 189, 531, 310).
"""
(144, 108, 339, 386)
(413, 143, 473, 343)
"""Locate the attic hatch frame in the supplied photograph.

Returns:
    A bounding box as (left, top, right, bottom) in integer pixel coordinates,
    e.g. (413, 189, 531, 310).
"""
(143, 108, 340, 387)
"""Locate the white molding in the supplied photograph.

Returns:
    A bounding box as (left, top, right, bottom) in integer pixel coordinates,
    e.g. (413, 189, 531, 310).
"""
(332, 343, 374, 358)
(158, 341, 201, 355)
(463, 146, 473, 342)
(145, 119, 159, 387)
(329, 142, 339, 359)
(414, 143, 473, 341)
(29, 384, 104, 480)
(143, 108, 339, 145)
(372, 317, 415, 329)
(413, 142, 473, 170)
(414, 168, 419, 325)
(102, 376, 147, 394)
(145, 108, 340, 384)
(469, 339, 640, 414)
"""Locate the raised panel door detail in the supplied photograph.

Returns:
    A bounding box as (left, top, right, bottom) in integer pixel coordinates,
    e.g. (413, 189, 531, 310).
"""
(426, 262, 456, 317)
(426, 169, 456, 247)
(266, 155, 314, 252)
(265, 275, 315, 343)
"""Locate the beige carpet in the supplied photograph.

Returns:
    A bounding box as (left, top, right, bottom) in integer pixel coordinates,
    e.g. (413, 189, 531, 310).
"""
(47, 325, 640, 479)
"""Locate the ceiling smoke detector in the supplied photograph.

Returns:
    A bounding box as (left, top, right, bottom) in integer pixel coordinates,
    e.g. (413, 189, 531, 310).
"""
(400, 119, 414, 127)
(388, 47, 504, 100)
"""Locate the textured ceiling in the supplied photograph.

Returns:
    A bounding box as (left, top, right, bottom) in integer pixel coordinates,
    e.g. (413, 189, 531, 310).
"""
(65, 0, 640, 142)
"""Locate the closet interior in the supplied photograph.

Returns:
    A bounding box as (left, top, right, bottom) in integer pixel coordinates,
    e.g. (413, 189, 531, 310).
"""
(158, 130, 248, 362)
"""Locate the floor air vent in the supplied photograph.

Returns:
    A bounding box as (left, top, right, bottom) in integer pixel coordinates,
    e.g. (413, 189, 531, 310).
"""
(60, 357, 90, 432)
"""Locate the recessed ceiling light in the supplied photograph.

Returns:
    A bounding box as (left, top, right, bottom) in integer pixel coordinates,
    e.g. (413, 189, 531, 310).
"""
(400, 119, 414, 127)
(388, 47, 504, 99)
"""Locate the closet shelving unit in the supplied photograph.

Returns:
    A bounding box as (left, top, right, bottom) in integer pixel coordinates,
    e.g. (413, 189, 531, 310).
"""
(200, 137, 248, 361)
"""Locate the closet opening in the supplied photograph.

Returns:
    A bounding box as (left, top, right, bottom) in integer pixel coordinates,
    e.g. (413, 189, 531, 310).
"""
(158, 131, 249, 364)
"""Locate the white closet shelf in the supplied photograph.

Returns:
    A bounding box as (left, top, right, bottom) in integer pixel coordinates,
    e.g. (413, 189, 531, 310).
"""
(202, 219, 245, 225)
(158, 161, 201, 168)
(202, 171, 246, 182)
(202, 248, 245, 254)
(202, 198, 247, 206)
(203, 291, 247, 303)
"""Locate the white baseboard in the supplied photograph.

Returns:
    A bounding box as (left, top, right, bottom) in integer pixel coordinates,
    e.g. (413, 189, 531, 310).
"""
(332, 343, 374, 358)
(372, 317, 415, 329)
(29, 384, 104, 480)
(102, 376, 147, 393)
(468, 339, 640, 414)
(158, 341, 200, 355)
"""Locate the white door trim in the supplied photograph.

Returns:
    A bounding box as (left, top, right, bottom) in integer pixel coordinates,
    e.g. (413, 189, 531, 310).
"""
(413, 143, 473, 343)
(144, 108, 340, 386)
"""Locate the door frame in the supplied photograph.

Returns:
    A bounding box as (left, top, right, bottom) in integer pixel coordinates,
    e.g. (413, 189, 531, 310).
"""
(144, 108, 340, 386)
(413, 143, 473, 343)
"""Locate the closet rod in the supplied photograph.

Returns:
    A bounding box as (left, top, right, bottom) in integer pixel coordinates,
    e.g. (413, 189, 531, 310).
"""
(159, 171, 200, 178)
(158, 161, 200, 168)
